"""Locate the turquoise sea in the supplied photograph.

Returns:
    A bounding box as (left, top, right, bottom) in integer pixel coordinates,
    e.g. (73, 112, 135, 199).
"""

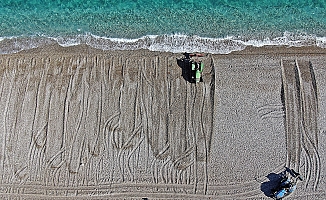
(0, 0, 326, 54)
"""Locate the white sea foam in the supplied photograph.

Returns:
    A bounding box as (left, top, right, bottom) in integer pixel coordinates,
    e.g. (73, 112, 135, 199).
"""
(316, 37, 326, 48)
(0, 32, 325, 54)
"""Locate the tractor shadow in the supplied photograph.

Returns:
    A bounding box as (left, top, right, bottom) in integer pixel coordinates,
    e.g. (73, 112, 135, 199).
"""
(261, 173, 283, 197)
(176, 52, 195, 83)
(261, 168, 293, 197)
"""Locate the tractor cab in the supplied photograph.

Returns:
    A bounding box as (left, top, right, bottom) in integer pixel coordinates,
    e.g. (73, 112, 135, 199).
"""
(182, 52, 204, 83)
(272, 169, 303, 200)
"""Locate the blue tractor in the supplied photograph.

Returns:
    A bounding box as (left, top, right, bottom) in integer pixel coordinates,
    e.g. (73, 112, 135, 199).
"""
(272, 169, 303, 200)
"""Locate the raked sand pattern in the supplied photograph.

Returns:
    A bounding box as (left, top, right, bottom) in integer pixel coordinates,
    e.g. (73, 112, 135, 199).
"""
(0, 45, 325, 199)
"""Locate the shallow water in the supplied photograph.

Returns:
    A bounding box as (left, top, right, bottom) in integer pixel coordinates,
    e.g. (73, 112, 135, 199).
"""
(0, 0, 326, 53)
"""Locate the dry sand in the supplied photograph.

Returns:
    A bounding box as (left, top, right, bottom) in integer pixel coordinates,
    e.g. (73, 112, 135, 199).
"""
(0, 44, 325, 199)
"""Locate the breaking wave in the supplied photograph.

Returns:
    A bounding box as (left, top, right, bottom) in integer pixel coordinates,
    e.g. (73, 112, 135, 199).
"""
(0, 32, 326, 55)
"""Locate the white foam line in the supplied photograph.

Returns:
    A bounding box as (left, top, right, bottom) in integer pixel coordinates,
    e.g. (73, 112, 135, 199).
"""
(316, 37, 326, 48)
(0, 32, 325, 54)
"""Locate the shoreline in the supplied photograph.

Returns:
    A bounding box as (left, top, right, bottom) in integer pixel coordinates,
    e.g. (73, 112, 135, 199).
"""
(3, 43, 325, 57)
(1, 32, 326, 55)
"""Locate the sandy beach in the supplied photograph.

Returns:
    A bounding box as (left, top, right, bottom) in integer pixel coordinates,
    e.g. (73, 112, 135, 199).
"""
(0, 44, 325, 199)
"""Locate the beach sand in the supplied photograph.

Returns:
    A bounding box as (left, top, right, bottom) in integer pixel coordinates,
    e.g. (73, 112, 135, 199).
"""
(0, 44, 325, 199)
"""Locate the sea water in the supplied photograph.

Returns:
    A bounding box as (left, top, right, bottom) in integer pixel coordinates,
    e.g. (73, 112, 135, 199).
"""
(0, 0, 326, 54)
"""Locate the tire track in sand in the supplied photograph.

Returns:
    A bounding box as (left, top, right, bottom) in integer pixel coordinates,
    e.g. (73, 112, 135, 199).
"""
(281, 59, 321, 190)
(281, 59, 302, 171)
(3, 52, 319, 198)
(296, 60, 321, 190)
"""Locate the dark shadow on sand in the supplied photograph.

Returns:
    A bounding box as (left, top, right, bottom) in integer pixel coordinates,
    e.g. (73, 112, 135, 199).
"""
(176, 52, 195, 83)
(261, 172, 284, 197)
(261, 168, 292, 198)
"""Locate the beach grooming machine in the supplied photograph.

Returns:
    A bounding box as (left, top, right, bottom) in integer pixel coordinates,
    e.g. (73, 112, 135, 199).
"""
(190, 53, 204, 83)
(182, 52, 204, 83)
(271, 169, 303, 200)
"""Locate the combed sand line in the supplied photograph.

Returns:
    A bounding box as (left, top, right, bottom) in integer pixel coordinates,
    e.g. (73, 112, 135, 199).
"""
(281, 59, 321, 190)
(297, 60, 321, 190)
(0, 51, 215, 195)
(281, 59, 302, 171)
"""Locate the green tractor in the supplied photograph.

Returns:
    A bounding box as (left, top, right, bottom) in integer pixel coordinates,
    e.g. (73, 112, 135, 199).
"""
(191, 59, 204, 83)
(189, 53, 204, 83)
(178, 52, 205, 83)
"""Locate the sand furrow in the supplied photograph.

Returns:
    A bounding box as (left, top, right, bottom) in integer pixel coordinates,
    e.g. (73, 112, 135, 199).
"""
(281, 59, 302, 171)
